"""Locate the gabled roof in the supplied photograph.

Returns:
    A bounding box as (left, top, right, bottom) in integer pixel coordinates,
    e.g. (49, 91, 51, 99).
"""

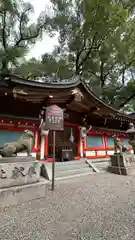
(82, 82, 135, 122)
(0, 74, 135, 124)
(1, 74, 80, 88)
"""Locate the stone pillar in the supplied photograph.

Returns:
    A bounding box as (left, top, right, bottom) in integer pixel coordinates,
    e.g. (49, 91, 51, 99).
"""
(40, 136, 45, 160)
(80, 138, 83, 157)
(79, 127, 84, 158)
(44, 136, 48, 160)
(32, 131, 38, 158)
(83, 135, 87, 158)
(36, 130, 41, 160)
(34, 131, 38, 149)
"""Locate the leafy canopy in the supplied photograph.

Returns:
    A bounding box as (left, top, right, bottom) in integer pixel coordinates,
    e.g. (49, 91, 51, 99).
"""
(0, 0, 45, 75)
(12, 0, 135, 111)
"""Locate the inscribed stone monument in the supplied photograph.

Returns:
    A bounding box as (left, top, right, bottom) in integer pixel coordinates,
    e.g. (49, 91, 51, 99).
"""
(108, 124, 135, 175)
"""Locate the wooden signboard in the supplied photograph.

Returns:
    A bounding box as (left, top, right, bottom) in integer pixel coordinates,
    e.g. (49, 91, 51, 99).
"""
(45, 105, 64, 131)
(45, 105, 64, 191)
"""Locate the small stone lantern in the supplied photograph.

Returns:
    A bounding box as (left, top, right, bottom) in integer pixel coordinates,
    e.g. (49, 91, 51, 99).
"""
(125, 123, 135, 154)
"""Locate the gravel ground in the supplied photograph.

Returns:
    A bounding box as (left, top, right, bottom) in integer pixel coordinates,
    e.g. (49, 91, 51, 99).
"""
(0, 173, 135, 240)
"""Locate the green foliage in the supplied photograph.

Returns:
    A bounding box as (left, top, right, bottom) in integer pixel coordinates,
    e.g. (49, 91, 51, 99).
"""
(42, 0, 135, 110)
(0, 0, 44, 76)
(12, 0, 135, 111)
(14, 52, 73, 80)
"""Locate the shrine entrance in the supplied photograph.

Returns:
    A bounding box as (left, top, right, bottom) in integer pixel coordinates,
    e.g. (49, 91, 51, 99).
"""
(48, 125, 79, 161)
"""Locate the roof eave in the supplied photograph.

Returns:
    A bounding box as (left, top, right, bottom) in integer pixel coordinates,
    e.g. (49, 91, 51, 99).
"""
(9, 74, 81, 89)
(81, 81, 135, 123)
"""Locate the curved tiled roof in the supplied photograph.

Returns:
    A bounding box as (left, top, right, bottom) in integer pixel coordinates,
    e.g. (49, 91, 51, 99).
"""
(7, 74, 81, 89)
(82, 81, 135, 122)
(1, 74, 135, 123)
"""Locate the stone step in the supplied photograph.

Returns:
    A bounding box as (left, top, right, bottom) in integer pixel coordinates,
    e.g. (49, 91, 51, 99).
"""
(41, 161, 93, 180)
(55, 171, 95, 181)
(93, 162, 109, 172)
(47, 160, 86, 167)
(41, 159, 110, 180)
(45, 160, 88, 171)
(91, 158, 110, 163)
(86, 159, 109, 173)
(55, 167, 93, 178)
(94, 162, 109, 168)
(55, 163, 88, 171)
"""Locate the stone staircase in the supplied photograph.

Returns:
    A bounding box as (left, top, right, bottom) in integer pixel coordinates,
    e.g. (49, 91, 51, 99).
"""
(40, 158, 110, 180)
(41, 160, 94, 180)
(87, 158, 110, 173)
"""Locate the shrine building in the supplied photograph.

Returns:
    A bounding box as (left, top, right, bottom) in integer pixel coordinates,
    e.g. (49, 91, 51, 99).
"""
(0, 74, 135, 161)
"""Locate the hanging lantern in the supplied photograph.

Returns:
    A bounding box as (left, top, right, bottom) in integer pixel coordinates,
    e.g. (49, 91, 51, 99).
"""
(80, 127, 87, 137)
(70, 128, 74, 143)
(41, 129, 49, 136)
(40, 120, 49, 136)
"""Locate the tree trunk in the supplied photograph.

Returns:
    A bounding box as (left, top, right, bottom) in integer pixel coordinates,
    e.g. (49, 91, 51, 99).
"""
(1, 59, 9, 76)
(1, 11, 9, 77)
(100, 61, 105, 101)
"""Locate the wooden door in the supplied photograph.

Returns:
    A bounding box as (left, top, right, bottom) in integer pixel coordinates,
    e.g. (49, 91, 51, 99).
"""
(48, 125, 78, 160)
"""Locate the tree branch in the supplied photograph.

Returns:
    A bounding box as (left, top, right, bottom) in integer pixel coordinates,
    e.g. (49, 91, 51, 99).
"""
(75, 39, 86, 74)
(77, 28, 112, 72)
(77, 32, 97, 70)
(103, 64, 116, 79)
(89, 70, 99, 78)
(14, 8, 40, 47)
(2, 11, 6, 50)
(121, 66, 125, 85)
(118, 91, 135, 109)
(100, 60, 104, 88)
(2, 11, 8, 73)
(75, 1, 100, 74)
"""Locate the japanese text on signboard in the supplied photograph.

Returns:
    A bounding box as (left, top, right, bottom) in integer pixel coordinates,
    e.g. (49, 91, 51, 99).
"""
(45, 105, 64, 131)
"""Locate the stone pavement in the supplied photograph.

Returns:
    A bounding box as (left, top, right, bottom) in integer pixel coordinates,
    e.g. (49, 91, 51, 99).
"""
(0, 173, 135, 240)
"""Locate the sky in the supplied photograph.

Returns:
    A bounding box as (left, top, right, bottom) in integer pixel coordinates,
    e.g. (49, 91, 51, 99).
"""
(25, 0, 58, 59)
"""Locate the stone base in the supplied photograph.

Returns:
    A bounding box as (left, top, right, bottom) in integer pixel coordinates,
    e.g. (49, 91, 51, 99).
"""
(0, 158, 41, 188)
(0, 181, 48, 208)
(108, 153, 135, 175)
(108, 165, 127, 175)
(108, 165, 135, 175)
(0, 156, 35, 163)
(40, 163, 51, 180)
